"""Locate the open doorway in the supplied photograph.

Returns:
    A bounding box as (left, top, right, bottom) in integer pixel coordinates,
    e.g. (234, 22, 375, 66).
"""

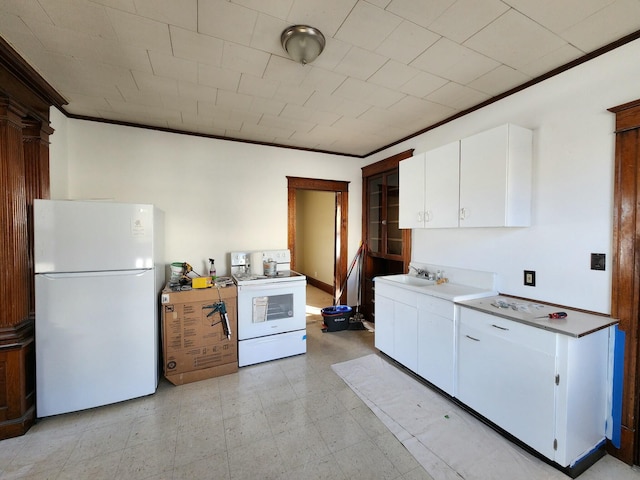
(287, 177, 349, 305)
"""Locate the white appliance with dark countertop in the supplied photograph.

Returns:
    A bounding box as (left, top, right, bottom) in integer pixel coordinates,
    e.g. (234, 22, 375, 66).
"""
(34, 199, 164, 417)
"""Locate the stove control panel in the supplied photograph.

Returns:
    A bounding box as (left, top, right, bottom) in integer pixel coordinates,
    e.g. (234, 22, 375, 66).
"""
(230, 249, 292, 276)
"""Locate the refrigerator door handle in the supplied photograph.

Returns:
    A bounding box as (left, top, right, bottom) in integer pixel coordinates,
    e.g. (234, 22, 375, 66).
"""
(38, 269, 151, 279)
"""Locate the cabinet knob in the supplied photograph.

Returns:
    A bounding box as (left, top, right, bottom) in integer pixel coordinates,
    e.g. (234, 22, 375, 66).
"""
(460, 207, 467, 220)
(417, 212, 423, 223)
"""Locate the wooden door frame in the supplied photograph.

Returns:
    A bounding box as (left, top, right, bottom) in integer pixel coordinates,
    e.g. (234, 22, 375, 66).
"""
(287, 177, 349, 304)
(609, 99, 640, 464)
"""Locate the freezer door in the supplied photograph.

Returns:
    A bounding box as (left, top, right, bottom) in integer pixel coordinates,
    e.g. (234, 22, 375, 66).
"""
(34, 199, 156, 273)
(35, 269, 158, 417)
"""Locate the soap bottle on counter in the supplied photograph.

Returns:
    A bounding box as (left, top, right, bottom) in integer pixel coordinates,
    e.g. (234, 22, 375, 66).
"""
(209, 258, 217, 282)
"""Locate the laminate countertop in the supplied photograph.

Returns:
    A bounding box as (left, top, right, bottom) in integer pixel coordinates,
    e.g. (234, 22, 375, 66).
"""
(457, 295, 618, 338)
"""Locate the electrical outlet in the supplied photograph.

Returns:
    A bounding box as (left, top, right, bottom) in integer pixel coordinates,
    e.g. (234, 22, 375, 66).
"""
(524, 270, 536, 287)
(591, 253, 605, 271)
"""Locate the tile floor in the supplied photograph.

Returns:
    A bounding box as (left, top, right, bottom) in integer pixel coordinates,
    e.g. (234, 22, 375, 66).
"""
(0, 285, 638, 480)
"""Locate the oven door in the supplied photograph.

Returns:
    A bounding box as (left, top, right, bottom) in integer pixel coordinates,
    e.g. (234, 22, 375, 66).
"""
(237, 280, 306, 340)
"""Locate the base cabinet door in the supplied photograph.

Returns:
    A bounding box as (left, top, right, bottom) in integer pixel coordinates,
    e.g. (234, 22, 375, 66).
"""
(393, 301, 418, 372)
(417, 296, 455, 395)
(374, 294, 395, 356)
(374, 281, 418, 372)
(457, 309, 557, 460)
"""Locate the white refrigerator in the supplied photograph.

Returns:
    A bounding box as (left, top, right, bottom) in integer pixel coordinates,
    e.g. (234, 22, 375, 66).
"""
(34, 199, 165, 417)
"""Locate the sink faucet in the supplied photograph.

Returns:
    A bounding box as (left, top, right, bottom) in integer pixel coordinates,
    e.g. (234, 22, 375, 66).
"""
(409, 265, 427, 278)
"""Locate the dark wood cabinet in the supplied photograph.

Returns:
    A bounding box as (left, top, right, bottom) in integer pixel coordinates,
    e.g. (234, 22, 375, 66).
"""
(361, 150, 413, 322)
(367, 171, 402, 257)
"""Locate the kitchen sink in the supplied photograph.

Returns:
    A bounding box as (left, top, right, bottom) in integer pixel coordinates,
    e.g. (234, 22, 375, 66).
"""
(380, 274, 436, 287)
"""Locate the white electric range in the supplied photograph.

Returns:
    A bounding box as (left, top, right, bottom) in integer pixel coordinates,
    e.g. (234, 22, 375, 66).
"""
(230, 249, 307, 367)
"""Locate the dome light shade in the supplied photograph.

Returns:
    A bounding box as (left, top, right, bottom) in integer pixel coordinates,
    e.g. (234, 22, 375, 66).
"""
(281, 25, 325, 65)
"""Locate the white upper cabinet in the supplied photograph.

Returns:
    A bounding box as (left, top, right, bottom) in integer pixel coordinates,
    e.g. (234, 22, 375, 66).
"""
(399, 141, 460, 229)
(400, 124, 533, 229)
(459, 124, 533, 227)
(399, 152, 425, 229)
(426, 141, 460, 228)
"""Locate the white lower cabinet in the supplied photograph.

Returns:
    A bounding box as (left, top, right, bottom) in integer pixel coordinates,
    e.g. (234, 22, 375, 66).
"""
(417, 295, 455, 395)
(374, 293, 395, 356)
(376, 280, 455, 393)
(375, 279, 613, 470)
(374, 282, 418, 372)
(457, 309, 556, 459)
(457, 307, 611, 467)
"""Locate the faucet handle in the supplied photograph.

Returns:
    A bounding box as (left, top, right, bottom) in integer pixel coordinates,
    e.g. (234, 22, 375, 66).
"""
(410, 265, 426, 277)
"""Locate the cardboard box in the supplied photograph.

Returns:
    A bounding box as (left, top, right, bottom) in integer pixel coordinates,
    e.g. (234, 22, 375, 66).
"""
(161, 285, 238, 384)
(165, 362, 238, 386)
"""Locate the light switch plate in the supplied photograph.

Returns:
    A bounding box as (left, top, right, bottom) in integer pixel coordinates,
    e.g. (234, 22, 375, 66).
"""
(591, 253, 606, 271)
(524, 270, 536, 286)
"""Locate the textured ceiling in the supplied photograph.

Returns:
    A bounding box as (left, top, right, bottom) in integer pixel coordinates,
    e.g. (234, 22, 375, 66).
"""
(1, 0, 640, 156)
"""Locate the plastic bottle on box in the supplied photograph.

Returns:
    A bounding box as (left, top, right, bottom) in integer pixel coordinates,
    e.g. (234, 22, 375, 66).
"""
(209, 258, 217, 281)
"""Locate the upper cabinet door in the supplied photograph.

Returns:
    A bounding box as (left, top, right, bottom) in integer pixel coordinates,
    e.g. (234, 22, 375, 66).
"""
(399, 153, 426, 229)
(459, 124, 532, 227)
(399, 142, 460, 229)
(425, 141, 460, 229)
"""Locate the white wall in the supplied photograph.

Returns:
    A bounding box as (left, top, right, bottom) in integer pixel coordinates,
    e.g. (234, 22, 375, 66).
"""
(49, 108, 69, 199)
(50, 37, 640, 314)
(367, 38, 640, 314)
(48, 116, 366, 303)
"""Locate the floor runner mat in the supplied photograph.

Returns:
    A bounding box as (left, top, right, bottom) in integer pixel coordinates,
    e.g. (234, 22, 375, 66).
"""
(331, 354, 567, 480)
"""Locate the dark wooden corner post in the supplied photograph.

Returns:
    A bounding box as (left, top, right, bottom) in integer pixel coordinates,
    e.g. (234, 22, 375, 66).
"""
(0, 36, 66, 439)
(0, 96, 37, 439)
(609, 99, 640, 464)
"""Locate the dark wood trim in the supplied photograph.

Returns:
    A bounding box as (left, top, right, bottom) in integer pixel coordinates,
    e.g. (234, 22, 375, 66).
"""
(306, 277, 333, 295)
(610, 100, 640, 133)
(0, 318, 34, 347)
(0, 36, 66, 116)
(287, 177, 350, 192)
(362, 150, 414, 177)
(609, 100, 640, 464)
(287, 176, 349, 305)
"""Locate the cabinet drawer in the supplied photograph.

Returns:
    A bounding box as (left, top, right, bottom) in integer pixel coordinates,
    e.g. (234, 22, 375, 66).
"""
(417, 294, 454, 319)
(459, 307, 555, 355)
(375, 281, 418, 307)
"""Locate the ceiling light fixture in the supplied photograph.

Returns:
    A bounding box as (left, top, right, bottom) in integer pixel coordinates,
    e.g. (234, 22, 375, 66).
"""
(281, 25, 325, 65)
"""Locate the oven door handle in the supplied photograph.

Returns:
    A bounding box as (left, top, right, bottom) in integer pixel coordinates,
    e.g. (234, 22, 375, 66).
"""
(238, 281, 305, 292)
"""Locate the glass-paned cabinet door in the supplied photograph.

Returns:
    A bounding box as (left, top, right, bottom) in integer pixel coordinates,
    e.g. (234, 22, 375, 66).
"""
(386, 172, 401, 256)
(368, 175, 383, 253)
